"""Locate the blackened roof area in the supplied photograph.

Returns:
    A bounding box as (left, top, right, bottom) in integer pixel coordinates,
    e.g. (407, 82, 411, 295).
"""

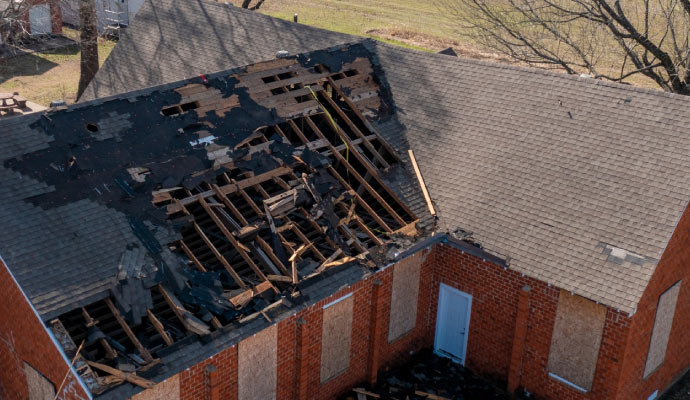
(0, 43, 429, 395)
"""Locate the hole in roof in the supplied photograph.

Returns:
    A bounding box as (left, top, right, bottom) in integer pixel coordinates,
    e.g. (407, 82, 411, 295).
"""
(180, 101, 200, 112)
(262, 76, 278, 84)
(295, 95, 311, 103)
(277, 72, 294, 80)
(85, 123, 99, 133)
(344, 69, 358, 77)
(270, 88, 287, 95)
(161, 102, 199, 117)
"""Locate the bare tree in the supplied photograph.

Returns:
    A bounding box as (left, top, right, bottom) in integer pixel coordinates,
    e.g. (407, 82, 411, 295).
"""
(0, 0, 31, 46)
(437, 0, 690, 94)
(76, 0, 98, 99)
(240, 0, 266, 10)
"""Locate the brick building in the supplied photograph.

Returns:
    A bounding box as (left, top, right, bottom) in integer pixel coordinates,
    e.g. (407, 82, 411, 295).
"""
(24, 0, 62, 36)
(2, 10, 690, 400)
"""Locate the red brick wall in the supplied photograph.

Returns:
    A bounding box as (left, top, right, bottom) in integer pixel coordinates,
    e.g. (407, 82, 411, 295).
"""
(432, 243, 631, 400)
(0, 258, 89, 400)
(614, 205, 690, 400)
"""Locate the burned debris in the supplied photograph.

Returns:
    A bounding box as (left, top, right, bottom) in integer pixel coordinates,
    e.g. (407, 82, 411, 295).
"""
(5, 43, 422, 394)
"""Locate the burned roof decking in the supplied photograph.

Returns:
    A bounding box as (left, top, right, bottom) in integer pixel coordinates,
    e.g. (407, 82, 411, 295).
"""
(0, 43, 424, 395)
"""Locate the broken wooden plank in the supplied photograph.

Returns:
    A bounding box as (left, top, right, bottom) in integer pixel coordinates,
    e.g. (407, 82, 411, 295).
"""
(192, 222, 247, 289)
(81, 307, 117, 360)
(179, 240, 207, 272)
(408, 149, 436, 217)
(157, 285, 211, 336)
(146, 309, 173, 346)
(104, 298, 154, 364)
(352, 388, 381, 399)
(166, 167, 292, 214)
(267, 274, 293, 283)
(414, 391, 451, 400)
(198, 197, 272, 287)
(86, 361, 155, 389)
(304, 116, 407, 227)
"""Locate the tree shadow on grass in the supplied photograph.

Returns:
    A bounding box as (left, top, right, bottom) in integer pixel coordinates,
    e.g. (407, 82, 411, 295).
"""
(0, 44, 79, 84)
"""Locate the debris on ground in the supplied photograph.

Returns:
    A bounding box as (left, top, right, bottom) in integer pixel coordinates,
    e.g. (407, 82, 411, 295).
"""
(343, 349, 515, 400)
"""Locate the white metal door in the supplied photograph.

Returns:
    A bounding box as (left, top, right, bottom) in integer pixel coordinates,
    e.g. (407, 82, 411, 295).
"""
(434, 283, 472, 364)
(29, 4, 52, 35)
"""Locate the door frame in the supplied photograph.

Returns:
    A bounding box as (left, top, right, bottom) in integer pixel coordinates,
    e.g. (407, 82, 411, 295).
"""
(433, 283, 472, 365)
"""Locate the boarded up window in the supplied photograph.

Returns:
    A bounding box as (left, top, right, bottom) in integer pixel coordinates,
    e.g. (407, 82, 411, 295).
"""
(131, 375, 180, 400)
(238, 324, 277, 400)
(24, 363, 55, 400)
(320, 294, 353, 383)
(644, 281, 681, 378)
(388, 252, 423, 342)
(547, 291, 607, 391)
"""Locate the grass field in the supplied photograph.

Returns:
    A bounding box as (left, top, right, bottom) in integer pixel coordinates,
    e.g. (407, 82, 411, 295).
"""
(255, 0, 462, 51)
(0, 28, 116, 106)
(0, 0, 661, 106)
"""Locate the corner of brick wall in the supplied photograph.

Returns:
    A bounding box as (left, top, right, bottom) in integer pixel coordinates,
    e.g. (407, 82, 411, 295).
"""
(0, 259, 89, 400)
(432, 243, 631, 400)
(614, 205, 690, 400)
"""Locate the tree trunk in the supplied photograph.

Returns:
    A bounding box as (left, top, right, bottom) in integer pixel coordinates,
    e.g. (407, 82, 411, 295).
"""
(76, 0, 98, 100)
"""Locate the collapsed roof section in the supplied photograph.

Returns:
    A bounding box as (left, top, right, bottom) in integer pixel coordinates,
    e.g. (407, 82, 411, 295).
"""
(0, 43, 424, 395)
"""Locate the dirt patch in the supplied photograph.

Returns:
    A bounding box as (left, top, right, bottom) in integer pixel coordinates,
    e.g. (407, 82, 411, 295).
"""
(366, 28, 516, 63)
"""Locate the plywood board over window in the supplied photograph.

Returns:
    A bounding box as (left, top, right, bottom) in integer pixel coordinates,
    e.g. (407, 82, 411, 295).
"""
(131, 375, 180, 400)
(388, 252, 424, 342)
(644, 281, 681, 378)
(238, 324, 277, 400)
(24, 362, 55, 400)
(320, 294, 354, 383)
(547, 291, 607, 391)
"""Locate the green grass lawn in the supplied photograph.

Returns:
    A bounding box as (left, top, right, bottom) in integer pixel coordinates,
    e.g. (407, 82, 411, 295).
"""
(0, 28, 116, 106)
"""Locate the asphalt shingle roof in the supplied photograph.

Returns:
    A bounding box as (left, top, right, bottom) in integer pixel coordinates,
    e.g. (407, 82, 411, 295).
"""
(80, 0, 355, 101)
(11, 0, 690, 315)
(369, 40, 690, 313)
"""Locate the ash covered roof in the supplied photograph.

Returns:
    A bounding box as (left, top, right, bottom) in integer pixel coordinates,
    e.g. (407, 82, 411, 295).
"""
(0, 42, 430, 396)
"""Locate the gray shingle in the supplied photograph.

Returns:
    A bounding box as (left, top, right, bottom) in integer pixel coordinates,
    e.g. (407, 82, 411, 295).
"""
(369, 40, 690, 313)
(81, 0, 356, 101)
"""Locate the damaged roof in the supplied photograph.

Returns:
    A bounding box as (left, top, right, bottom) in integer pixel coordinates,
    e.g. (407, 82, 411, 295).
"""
(0, 42, 430, 396)
(79, 0, 355, 101)
(82, 0, 690, 314)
